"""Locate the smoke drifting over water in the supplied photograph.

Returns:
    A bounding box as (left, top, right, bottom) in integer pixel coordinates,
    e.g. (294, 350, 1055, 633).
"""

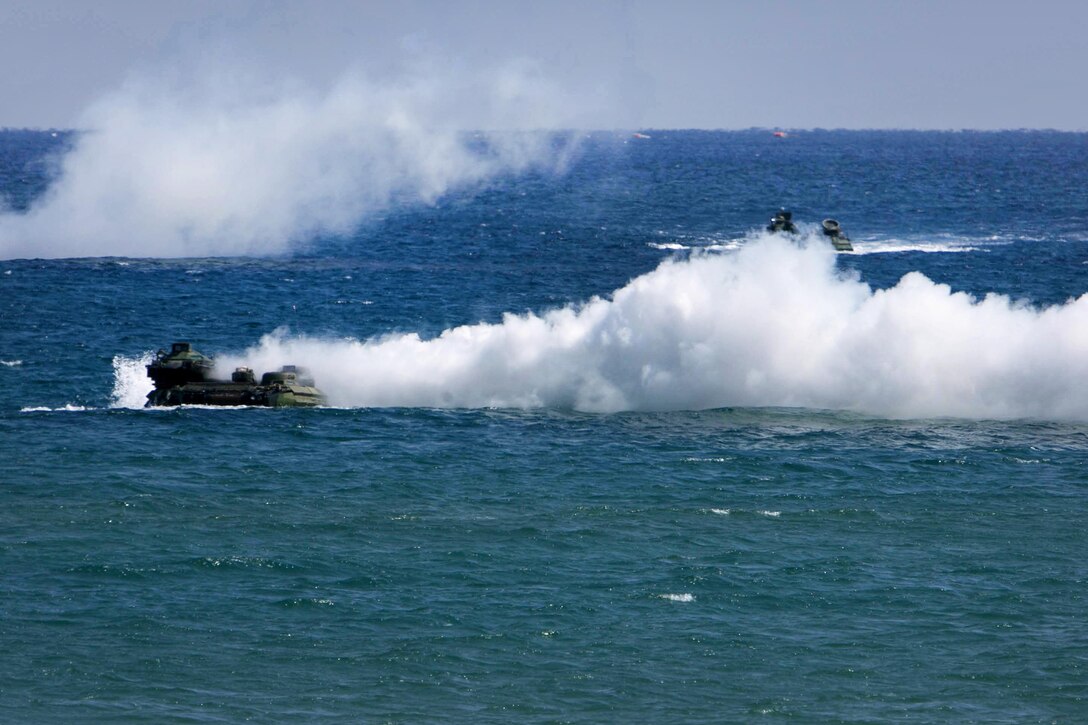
(0, 63, 575, 260)
(203, 236, 1088, 420)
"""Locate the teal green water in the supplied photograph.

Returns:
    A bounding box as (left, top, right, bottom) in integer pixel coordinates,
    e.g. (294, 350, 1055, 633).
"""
(2, 130, 1088, 721)
(4, 408, 1086, 722)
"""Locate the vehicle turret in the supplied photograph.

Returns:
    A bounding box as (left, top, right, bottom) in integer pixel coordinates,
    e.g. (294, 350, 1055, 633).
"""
(146, 341, 215, 387)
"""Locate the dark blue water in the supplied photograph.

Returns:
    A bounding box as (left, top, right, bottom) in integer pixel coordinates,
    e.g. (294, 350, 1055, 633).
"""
(2, 130, 1087, 722)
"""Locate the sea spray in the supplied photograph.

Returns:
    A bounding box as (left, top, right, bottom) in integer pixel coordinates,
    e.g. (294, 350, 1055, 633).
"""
(0, 64, 577, 260)
(211, 235, 1088, 420)
(111, 353, 154, 409)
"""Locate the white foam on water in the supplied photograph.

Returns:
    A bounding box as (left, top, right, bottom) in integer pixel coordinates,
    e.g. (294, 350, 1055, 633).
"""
(215, 234, 1088, 421)
(847, 233, 1009, 255)
(20, 404, 89, 412)
(851, 241, 982, 255)
(705, 240, 745, 252)
(110, 353, 154, 409)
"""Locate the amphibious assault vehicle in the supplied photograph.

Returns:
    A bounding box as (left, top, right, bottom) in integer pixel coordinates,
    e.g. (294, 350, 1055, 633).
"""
(767, 209, 798, 234)
(821, 219, 853, 252)
(766, 209, 853, 252)
(146, 342, 324, 408)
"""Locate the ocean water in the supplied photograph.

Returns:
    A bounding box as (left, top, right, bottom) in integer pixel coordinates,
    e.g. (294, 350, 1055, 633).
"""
(1, 129, 1087, 722)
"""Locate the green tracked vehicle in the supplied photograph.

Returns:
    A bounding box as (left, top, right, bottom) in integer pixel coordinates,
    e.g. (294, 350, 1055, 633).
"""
(146, 342, 325, 408)
(821, 219, 853, 252)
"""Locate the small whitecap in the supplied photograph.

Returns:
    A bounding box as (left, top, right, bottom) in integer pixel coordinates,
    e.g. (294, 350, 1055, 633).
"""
(20, 404, 88, 412)
(280, 597, 335, 608)
(709, 508, 731, 516)
(660, 593, 694, 602)
(1, 359, 22, 367)
(758, 510, 781, 517)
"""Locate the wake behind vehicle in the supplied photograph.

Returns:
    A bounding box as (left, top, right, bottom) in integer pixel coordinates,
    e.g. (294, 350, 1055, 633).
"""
(145, 342, 324, 407)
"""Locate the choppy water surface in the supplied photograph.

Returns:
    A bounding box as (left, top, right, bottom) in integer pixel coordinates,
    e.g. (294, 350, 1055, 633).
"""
(2, 130, 1087, 722)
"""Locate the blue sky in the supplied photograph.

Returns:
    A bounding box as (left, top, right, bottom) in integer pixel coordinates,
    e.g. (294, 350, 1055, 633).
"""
(2, 0, 1085, 130)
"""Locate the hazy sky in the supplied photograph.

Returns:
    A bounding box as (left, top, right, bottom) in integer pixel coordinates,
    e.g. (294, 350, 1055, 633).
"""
(2, 0, 1086, 131)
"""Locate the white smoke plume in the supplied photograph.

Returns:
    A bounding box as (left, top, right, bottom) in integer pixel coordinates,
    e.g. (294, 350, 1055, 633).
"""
(0, 60, 576, 260)
(213, 235, 1088, 420)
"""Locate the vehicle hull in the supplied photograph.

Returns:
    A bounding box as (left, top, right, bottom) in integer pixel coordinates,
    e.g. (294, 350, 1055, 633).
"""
(145, 342, 325, 408)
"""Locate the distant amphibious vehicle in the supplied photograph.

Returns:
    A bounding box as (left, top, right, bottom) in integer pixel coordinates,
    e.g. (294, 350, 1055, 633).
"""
(766, 209, 799, 234)
(146, 342, 324, 408)
(821, 218, 853, 252)
(766, 209, 853, 252)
